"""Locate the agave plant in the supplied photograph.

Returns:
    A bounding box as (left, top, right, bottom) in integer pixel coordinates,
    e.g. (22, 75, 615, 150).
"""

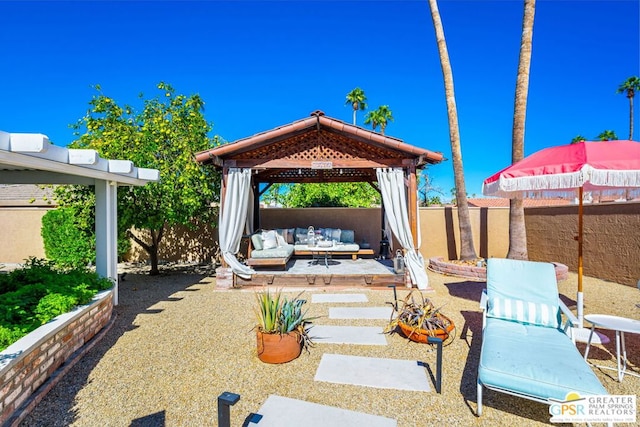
(254, 288, 315, 351)
(385, 289, 456, 346)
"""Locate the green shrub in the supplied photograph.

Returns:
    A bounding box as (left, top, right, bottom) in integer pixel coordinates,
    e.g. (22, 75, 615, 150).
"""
(41, 207, 95, 269)
(0, 325, 29, 351)
(0, 259, 113, 351)
(34, 293, 78, 324)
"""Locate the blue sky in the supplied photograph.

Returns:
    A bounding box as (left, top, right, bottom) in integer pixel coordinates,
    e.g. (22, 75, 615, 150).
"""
(1, 0, 638, 199)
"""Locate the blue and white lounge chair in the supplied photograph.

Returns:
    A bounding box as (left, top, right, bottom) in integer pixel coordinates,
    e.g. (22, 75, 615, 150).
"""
(477, 258, 608, 416)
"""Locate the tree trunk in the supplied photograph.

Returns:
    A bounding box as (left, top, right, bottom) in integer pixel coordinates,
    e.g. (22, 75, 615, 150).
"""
(128, 223, 165, 275)
(507, 0, 535, 261)
(352, 106, 357, 125)
(629, 94, 634, 140)
(428, 0, 477, 260)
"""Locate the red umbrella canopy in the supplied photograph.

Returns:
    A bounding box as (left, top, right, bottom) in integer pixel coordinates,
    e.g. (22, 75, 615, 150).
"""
(483, 140, 640, 198)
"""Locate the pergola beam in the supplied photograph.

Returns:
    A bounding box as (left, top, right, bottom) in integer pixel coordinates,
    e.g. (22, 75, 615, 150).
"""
(1, 131, 159, 305)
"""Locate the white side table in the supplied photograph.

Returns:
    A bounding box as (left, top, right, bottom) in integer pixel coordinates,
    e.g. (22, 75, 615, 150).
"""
(583, 314, 640, 382)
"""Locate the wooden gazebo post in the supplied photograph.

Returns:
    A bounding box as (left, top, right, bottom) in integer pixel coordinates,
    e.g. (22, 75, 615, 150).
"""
(407, 165, 419, 248)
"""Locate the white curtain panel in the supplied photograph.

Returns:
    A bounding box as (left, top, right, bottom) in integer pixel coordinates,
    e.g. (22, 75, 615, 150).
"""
(376, 168, 429, 290)
(245, 182, 255, 236)
(219, 168, 255, 278)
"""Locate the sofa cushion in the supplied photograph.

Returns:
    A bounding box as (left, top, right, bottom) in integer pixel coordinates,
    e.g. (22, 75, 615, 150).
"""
(295, 227, 309, 244)
(331, 228, 342, 241)
(487, 296, 559, 329)
(275, 228, 295, 244)
(294, 243, 360, 253)
(251, 233, 263, 251)
(262, 230, 278, 249)
(250, 244, 295, 259)
(341, 229, 355, 243)
(479, 317, 608, 401)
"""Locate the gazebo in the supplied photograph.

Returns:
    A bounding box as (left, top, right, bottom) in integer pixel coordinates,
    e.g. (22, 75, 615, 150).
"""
(0, 131, 159, 304)
(195, 110, 444, 289)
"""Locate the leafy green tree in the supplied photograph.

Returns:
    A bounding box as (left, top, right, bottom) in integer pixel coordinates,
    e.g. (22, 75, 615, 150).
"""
(571, 135, 587, 144)
(65, 82, 221, 275)
(597, 130, 618, 141)
(428, 0, 477, 260)
(262, 183, 290, 207)
(616, 76, 640, 140)
(283, 183, 380, 208)
(345, 88, 367, 125)
(365, 105, 394, 135)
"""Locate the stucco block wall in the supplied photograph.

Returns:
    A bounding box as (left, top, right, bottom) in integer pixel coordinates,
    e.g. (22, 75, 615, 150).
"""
(418, 206, 510, 261)
(0, 208, 49, 263)
(3, 203, 639, 287)
(526, 202, 640, 286)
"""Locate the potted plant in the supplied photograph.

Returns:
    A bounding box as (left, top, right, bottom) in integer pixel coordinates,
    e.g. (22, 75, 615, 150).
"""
(385, 290, 456, 346)
(254, 288, 315, 363)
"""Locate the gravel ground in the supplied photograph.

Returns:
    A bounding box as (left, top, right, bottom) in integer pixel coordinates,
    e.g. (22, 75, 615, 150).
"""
(19, 264, 640, 427)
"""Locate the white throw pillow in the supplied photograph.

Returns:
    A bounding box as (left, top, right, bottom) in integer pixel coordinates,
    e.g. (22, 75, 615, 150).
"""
(262, 230, 278, 250)
(276, 234, 287, 247)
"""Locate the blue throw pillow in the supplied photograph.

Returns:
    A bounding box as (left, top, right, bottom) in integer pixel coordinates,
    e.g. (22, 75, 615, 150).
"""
(341, 229, 355, 244)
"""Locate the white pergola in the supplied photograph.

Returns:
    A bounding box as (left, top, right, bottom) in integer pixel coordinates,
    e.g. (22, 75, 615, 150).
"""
(0, 131, 159, 304)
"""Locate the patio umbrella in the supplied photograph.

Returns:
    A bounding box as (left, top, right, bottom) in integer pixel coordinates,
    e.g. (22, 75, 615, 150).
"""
(482, 140, 640, 334)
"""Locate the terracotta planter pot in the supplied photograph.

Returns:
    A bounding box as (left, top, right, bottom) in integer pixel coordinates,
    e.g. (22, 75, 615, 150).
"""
(398, 314, 455, 344)
(256, 330, 303, 364)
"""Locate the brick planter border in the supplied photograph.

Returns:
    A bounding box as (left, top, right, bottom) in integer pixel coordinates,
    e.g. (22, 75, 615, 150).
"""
(428, 257, 569, 282)
(0, 289, 114, 425)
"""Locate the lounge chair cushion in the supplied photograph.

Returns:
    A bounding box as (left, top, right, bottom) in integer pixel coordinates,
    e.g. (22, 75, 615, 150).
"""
(479, 317, 607, 401)
(487, 296, 559, 328)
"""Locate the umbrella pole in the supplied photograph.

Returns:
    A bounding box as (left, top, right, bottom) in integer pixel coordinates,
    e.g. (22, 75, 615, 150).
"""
(577, 187, 584, 328)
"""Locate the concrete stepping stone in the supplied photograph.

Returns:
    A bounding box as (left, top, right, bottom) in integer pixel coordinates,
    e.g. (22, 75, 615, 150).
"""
(314, 353, 431, 392)
(311, 293, 368, 303)
(248, 394, 397, 427)
(329, 306, 393, 320)
(311, 325, 387, 345)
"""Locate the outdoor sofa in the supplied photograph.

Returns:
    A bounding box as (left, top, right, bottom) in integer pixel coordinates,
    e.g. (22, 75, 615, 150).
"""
(247, 227, 373, 268)
(477, 258, 608, 417)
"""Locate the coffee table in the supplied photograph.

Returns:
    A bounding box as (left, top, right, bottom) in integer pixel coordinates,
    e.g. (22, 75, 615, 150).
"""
(583, 314, 640, 381)
(307, 246, 336, 268)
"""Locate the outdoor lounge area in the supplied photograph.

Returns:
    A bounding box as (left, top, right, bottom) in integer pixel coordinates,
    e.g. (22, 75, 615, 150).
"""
(18, 264, 640, 426)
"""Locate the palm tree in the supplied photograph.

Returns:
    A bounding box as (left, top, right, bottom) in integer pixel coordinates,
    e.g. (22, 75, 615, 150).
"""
(508, 0, 536, 261)
(345, 88, 367, 125)
(364, 105, 395, 134)
(571, 135, 587, 144)
(427, 0, 477, 261)
(597, 130, 618, 141)
(363, 109, 380, 132)
(616, 76, 640, 140)
(376, 105, 394, 135)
